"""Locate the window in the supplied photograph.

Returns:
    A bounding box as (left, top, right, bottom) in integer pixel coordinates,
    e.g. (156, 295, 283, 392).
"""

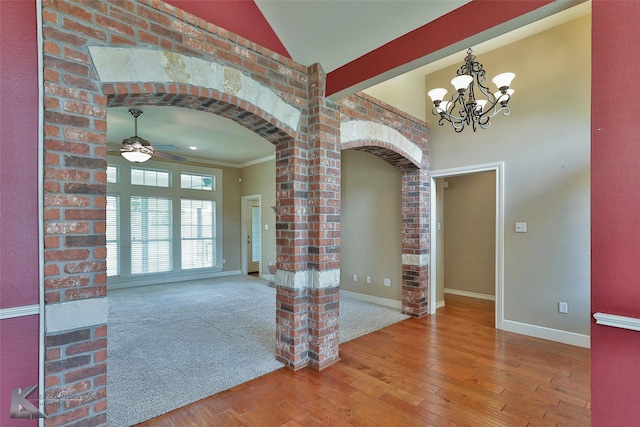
(107, 165, 118, 183)
(130, 196, 172, 274)
(106, 155, 223, 283)
(181, 199, 215, 269)
(131, 168, 170, 187)
(106, 195, 119, 276)
(181, 173, 215, 191)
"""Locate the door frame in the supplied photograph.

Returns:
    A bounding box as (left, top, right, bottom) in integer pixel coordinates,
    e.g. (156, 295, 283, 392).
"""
(240, 194, 262, 275)
(429, 162, 505, 330)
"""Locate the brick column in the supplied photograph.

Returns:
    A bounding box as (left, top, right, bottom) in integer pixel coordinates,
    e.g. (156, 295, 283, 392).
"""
(274, 136, 310, 369)
(401, 168, 430, 317)
(306, 64, 341, 370)
(41, 5, 110, 419)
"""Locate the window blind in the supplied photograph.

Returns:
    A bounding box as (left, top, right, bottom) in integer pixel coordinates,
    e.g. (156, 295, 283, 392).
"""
(106, 195, 119, 276)
(181, 199, 215, 269)
(130, 196, 172, 274)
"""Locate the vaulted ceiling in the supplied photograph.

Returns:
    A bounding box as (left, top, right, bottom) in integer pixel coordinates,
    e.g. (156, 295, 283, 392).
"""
(107, 0, 589, 165)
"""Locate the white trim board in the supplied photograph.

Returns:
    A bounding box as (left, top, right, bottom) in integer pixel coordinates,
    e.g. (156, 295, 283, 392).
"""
(0, 304, 40, 320)
(340, 289, 403, 310)
(502, 319, 590, 349)
(594, 312, 640, 332)
(444, 288, 496, 301)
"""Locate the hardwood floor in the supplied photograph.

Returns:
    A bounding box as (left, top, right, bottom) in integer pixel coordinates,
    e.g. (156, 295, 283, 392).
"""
(134, 295, 590, 426)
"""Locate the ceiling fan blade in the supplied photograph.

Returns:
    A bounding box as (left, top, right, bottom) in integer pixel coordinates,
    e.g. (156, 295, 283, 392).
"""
(153, 150, 187, 162)
(153, 144, 179, 151)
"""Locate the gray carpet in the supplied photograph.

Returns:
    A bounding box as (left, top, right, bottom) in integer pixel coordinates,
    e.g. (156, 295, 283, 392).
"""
(107, 275, 408, 426)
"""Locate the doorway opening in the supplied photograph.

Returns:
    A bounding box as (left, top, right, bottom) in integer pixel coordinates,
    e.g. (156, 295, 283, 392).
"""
(430, 162, 504, 329)
(241, 194, 262, 276)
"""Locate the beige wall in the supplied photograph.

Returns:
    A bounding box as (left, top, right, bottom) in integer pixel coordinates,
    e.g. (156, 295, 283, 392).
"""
(435, 179, 445, 304)
(340, 150, 402, 301)
(427, 16, 591, 335)
(241, 159, 276, 274)
(220, 164, 242, 271)
(442, 172, 496, 297)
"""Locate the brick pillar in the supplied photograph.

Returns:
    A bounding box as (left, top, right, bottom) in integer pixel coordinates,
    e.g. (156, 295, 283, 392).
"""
(401, 168, 430, 317)
(44, 325, 108, 425)
(306, 64, 341, 370)
(41, 10, 109, 418)
(274, 136, 310, 369)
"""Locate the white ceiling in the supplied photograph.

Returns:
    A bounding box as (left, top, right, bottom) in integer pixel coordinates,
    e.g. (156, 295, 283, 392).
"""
(107, 106, 275, 167)
(253, 0, 470, 73)
(107, 1, 590, 166)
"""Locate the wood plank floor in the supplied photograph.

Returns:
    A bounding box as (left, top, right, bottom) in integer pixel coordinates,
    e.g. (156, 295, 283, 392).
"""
(134, 295, 590, 426)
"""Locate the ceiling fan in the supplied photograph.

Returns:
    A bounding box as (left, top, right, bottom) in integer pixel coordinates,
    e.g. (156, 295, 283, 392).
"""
(108, 109, 187, 162)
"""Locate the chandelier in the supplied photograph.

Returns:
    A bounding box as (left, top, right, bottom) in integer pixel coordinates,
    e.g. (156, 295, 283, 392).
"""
(427, 48, 515, 132)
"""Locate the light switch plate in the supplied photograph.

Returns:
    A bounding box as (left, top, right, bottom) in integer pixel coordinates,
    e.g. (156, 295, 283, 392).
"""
(515, 222, 527, 233)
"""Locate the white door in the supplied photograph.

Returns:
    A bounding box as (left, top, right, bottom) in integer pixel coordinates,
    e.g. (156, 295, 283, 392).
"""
(247, 199, 260, 274)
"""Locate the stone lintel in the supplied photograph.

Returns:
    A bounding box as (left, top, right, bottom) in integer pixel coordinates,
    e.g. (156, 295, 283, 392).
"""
(402, 253, 430, 267)
(46, 297, 108, 334)
(275, 269, 341, 290)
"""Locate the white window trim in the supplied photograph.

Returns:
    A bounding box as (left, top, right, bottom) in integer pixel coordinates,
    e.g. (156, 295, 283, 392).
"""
(107, 156, 224, 287)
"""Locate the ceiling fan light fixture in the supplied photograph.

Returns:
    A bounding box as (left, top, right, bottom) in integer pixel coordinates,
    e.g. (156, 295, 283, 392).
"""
(121, 150, 152, 163)
(120, 109, 154, 163)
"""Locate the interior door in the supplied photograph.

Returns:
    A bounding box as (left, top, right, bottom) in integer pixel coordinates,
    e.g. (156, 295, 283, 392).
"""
(247, 200, 260, 274)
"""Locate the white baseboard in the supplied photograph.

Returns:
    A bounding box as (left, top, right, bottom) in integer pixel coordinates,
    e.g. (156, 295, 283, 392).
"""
(444, 288, 496, 301)
(502, 319, 590, 349)
(339, 290, 402, 310)
(108, 270, 243, 290)
(436, 300, 446, 310)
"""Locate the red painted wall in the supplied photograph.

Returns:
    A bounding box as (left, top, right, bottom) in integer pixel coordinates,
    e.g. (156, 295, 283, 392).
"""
(0, 0, 40, 425)
(0, 317, 40, 426)
(591, 1, 640, 425)
(0, 0, 39, 308)
(326, 0, 553, 96)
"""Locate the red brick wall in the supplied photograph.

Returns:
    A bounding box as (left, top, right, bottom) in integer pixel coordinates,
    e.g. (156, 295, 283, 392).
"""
(338, 93, 431, 316)
(41, 1, 430, 423)
(44, 326, 107, 425)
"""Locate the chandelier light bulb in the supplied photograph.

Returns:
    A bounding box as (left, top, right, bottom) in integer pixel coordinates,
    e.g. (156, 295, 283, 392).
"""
(427, 88, 448, 103)
(438, 100, 450, 113)
(451, 75, 473, 92)
(494, 89, 515, 103)
(476, 100, 488, 112)
(492, 72, 515, 90)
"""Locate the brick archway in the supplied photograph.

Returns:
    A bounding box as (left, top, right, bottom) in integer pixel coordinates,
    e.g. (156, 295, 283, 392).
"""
(40, 1, 427, 424)
(338, 94, 431, 318)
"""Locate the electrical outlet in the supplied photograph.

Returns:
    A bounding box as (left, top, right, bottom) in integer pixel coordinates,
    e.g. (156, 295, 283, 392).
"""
(559, 302, 568, 314)
(366, 276, 371, 284)
(353, 274, 357, 282)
